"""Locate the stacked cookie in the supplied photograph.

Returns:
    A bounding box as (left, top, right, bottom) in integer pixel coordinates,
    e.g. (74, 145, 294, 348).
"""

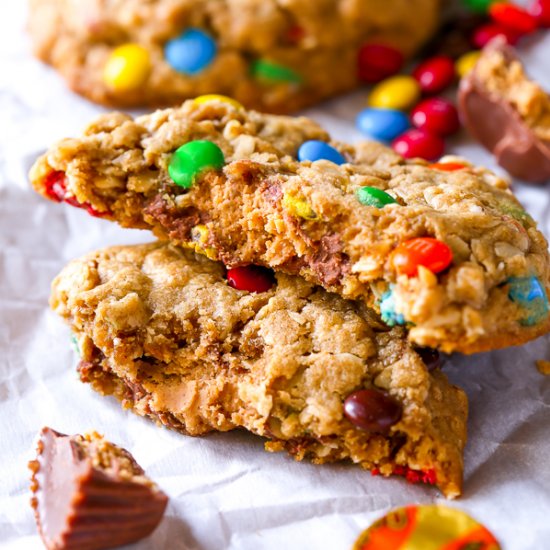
(31, 97, 550, 498)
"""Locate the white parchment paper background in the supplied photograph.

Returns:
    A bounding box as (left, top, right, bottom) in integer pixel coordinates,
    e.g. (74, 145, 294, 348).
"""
(1, 3, 549, 549)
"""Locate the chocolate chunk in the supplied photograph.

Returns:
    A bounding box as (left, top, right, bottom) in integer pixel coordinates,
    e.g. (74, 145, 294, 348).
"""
(459, 38, 550, 183)
(29, 427, 168, 550)
(415, 347, 443, 371)
(343, 389, 402, 432)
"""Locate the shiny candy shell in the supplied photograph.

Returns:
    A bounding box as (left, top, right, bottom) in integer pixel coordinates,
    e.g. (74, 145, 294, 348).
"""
(412, 56, 456, 94)
(380, 289, 405, 327)
(353, 504, 501, 550)
(356, 186, 397, 208)
(508, 276, 549, 326)
(297, 140, 345, 165)
(193, 94, 243, 109)
(356, 108, 410, 142)
(456, 50, 481, 78)
(227, 265, 275, 293)
(530, 0, 550, 27)
(168, 140, 225, 188)
(392, 129, 445, 161)
(251, 59, 301, 84)
(368, 76, 421, 111)
(391, 237, 453, 276)
(489, 3, 538, 34)
(165, 28, 217, 75)
(471, 23, 521, 48)
(462, 0, 498, 12)
(103, 44, 151, 91)
(411, 98, 460, 137)
(343, 389, 402, 432)
(357, 43, 404, 83)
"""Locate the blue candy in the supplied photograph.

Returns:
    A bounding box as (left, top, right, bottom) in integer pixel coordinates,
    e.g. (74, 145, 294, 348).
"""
(508, 276, 549, 326)
(297, 140, 346, 165)
(165, 28, 217, 75)
(380, 289, 405, 327)
(356, 108, 410, 142)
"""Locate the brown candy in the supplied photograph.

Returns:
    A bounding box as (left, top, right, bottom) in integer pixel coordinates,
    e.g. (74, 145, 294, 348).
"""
(343, 389, 402, 432)
(459, 38, 550, 183)
(29, 427, 168, 550)
(415, 347, 443, 371)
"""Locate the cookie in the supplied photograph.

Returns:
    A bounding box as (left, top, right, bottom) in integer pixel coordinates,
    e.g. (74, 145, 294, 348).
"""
(51, 242, 468, 498)
(28, 0, 439, 112)
(31, 98, 550, 353)
(459, 37, 550, 183)
(29, 427, 168, 550)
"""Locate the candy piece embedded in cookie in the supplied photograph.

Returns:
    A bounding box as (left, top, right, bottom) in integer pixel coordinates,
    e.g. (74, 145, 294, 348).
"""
(459, 37, 550, 183)
(29, 427, 168, 550)
(51, 242, 468, 498)
(31, 99, 550, 353)
(27, 0, 439, 112)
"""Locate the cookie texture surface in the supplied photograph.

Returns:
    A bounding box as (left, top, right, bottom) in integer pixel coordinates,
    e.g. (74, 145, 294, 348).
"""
(459, 38, 550, 183)
(51, 242, 467, 498)
(28, 0, 439, 112)
(32, 99, 550, 353)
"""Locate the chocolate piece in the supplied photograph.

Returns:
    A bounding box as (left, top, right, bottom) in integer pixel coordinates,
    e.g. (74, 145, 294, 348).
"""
(343, 389, 402, 432)
(29, 427, 168, 550)
(459, 38, 550, 183)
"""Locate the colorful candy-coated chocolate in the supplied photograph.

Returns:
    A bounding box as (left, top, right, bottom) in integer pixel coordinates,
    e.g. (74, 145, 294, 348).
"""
(297, 140, 345, 165)
(251, 59, 301, 84)
(44, 171, 67, 202)
(414, 347, 443, 371)
(193, 94, 243, 109)
(508, 276, 549, 326)
(368, 76, 421, 111)
(462, 0, 498, 12)
(357, 43, 404, 83)
(343, 389, 402, 432)
(428, 162, 468, 171)
(471, 23, 521, 48)
(285, 25, 306, 45)
(489, 3, 538, 34)
(530, 0, 550, 27)
(103, 44, 151, 91)
(168, 140, 225, 188)
(356, 108, 410, 142)
(411, 98, 460, 137)
(392, 129, 445, 161)
(380, 289, 405, 326)
(226, 265, 275, 293)
(165, 29, 217, 75)
(456, 50, 481, 78)
(391, 237, 453, 276)
(356, 186, 397, 208)
(353, 505, 501, 550)
(282, 194, 317, 220)
(412, 56, 456, 94)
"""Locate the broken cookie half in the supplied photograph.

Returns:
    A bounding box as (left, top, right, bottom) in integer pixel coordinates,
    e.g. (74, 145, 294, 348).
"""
(30, 98, 550, 353)
(29, 427, 168, 550)
(51, 242, 468, 498)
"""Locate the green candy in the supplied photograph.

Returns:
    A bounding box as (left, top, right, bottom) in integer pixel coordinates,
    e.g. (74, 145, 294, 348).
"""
(251, 59, 302, 84)
(168, 140, 225, 189)
(462, 0, 496, 12)
(356, 186, 397, 208)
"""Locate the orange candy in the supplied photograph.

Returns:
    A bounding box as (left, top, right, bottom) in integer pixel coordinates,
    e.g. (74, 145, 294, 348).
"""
(428, 162, 468, 171)
(391, 237, 453, 276)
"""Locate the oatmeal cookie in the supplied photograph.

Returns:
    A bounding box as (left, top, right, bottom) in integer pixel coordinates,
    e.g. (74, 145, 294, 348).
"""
(32, 98, 550, 353)
(51, 242, 467, 498)
(28, 0, 439, 112)
(459, 37, 550, 183)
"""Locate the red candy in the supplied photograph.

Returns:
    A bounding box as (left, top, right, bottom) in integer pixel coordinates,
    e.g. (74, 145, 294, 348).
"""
(43, 171, 67, 202)
(411, 98, 460, 137)
(530, 0, 550, 27)
(371, 466, 437, 486)
(392, 129, 445, 161)
(412, 56, 455, 94)
(471, 23, 521, 48)
(428, 162, 468, 171)
(226, 265, 275, 293)
(285, 25, 305, 44)
(391, 237, 453, 277)
(357, 43, 404, 83)
(489, 3, 538, 34)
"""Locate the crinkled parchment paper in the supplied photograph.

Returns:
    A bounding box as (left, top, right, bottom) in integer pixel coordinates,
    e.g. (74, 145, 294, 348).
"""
(1, 3, 549, 549)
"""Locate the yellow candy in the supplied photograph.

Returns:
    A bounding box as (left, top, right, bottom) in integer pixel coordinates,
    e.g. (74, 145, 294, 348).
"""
(282, 194, 317, 220)
(193, 94, 243, 109)
(368, 76, 420, 111)
(456, 51, 482, 79)
(187, 224, 217, 259)
(103, 44, 151, 91)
